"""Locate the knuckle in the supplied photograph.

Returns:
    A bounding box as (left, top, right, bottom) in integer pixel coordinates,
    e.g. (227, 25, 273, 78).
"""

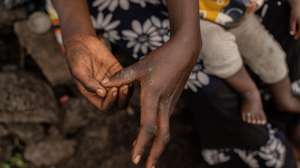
(158, 127, 170, 144)
(159, 132, 170, 145)
(141, 123, 157, 135)
(70, 67, 82, 77)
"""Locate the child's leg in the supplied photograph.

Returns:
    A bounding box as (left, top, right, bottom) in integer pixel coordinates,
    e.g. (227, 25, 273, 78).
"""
(226, 67, 266, 124)
(268, 76, 300, 113)
(200, 19, 267, 125)
(230, 14, 300, 113)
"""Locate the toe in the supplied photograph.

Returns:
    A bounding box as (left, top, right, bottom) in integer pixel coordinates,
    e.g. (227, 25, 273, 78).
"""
(248, 114, 254, 124)
(242, 113, 248, 123)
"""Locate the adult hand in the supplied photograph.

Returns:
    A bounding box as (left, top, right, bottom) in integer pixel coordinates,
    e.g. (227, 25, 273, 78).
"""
(102, 37, 200, 168)
(65, 35, 129, 110)
(290, 0, 300, 39)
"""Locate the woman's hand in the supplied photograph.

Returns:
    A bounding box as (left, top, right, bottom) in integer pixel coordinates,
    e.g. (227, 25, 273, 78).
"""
(290, 0, 300, 39)
(65, 35, 129, 110)
(102, 36, 201, 168)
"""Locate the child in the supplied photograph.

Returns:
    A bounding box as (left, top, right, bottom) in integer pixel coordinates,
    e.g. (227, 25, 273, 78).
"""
(199, 0, 300, 125)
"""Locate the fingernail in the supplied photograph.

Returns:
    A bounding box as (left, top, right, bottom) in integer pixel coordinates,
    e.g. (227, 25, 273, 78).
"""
(152, 166, 156, 168)
(96, 89, 105, 96)
(123, 88, 128, 95)
(102, 78, 109, 85)
(133, 155, 141, 165)
(290, 31, 295, 35)
(113, 91, 117, 97)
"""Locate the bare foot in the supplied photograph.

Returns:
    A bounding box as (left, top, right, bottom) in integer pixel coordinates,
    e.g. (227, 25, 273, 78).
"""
(241, 91, 267, 125)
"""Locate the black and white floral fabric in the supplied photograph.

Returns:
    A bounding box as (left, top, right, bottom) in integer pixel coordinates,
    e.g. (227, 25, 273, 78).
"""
(88, 0, 210, 92)
(292, 79, 300, 97)
(202, 125, 286, 168)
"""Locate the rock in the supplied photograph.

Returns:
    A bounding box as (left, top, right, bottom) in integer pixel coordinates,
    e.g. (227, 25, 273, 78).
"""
(14, 21, 72, 86)
(99, 148, 131, 168)
(8, 124, 45, 144)
(0, 6, 26, 30)
(0, 124, 9, 137)
(1, 0, 29, 9)
(0, 72, 59, 124)
(24, 138, 77, 167)
(27, 12, 51, 34)
(0, 138, 14, 162)
(62, 98, 98, 134)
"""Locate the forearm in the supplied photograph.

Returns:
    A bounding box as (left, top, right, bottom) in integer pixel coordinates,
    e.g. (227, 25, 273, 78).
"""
(289, 0, 300, 8)
(165, 0, 201, 54)
(52, 0, 96, 43)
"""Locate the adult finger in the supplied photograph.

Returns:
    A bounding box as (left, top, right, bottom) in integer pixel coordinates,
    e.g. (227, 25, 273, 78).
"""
(118, 85, 129, 108)
(295, 21, 300, 39)
(102, 63, 143, 87)
(132, 89, 159, 165)
(290, 13, 297, 36)
(73, 68, 106, 97)
(101, 87, 118, 111)
(77, 82, 104, 110)
(146, 103, 170, 168)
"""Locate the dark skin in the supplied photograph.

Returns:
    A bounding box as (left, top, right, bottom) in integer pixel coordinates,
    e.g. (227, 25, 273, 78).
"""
(53, 0, 129, 111)
(290, 0, 300, 39)
(224, 0, 300, 125)
(226, 67, 266, 125)
(52, 0, 201, 168)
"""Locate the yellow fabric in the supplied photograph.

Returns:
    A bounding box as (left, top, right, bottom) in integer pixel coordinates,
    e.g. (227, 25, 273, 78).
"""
(199, 0, 231, 22)
(199, 0, 264, 26)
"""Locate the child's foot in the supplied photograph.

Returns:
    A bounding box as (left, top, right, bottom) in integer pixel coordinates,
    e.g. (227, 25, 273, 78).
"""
(241, 91, 267, 125)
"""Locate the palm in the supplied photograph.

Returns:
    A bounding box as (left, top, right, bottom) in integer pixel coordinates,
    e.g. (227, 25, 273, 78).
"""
(65, 35, 128, 110)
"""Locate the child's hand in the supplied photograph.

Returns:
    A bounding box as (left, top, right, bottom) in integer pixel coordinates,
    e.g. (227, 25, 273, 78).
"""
(247, 1, 258, 14)
(247, 0, 263, 14)
(290, 0, 300, 39)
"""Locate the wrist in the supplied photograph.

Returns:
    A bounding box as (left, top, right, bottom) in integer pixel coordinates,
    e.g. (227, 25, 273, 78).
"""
(173, 32, 202, 58)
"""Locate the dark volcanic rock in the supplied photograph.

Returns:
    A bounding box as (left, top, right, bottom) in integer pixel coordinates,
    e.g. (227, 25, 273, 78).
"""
(8, 124, 45, 144)
(24, 138, 77, 167)
(14, 20, 72, 86)
(0, 72, 59, 124)
(62, 98, 99, 134)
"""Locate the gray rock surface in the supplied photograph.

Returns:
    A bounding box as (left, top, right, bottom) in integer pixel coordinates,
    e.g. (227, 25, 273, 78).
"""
(14, 20, 72, 86)
(25, 138, 77, 167)
(0, 72, 59, 124)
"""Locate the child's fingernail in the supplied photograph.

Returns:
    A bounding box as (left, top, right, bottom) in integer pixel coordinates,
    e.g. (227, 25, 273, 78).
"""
(133, 155, 141, 165)
(290, 31, 295, 35)
(102, 78, 109, 85)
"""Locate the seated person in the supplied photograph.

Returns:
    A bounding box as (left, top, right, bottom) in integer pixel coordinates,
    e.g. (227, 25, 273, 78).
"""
(199, 0, 300, 125)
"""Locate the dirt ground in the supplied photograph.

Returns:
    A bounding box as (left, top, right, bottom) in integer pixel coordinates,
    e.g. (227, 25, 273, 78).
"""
(0, 7, 207, 168)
